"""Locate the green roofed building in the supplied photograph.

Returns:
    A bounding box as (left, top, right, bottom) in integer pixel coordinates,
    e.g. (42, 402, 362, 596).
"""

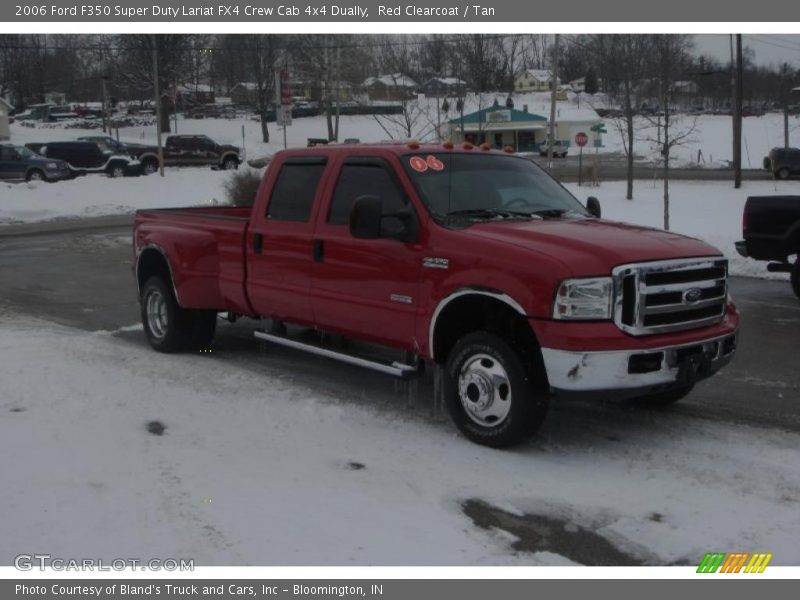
(442, 103, 604, 154)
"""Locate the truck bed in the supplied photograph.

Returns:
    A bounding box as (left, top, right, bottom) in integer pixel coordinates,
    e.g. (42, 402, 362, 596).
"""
(134, 206, 253, 314)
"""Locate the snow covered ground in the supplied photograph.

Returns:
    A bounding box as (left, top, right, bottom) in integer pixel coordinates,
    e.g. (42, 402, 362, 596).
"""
(1, 314, 798, 565)
(600, 113, 800, 168)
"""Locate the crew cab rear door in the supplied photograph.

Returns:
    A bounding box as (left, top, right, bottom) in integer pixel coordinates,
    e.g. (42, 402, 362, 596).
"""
(246, 155, 328, 325)
(310, 155, 422, 349)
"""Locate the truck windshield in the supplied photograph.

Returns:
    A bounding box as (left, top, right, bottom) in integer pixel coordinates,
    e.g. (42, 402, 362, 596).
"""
(403, 153, 588, 223)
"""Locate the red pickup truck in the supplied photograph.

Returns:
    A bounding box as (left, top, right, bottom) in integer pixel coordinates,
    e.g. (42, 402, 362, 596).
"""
(133, 143, 739, 447)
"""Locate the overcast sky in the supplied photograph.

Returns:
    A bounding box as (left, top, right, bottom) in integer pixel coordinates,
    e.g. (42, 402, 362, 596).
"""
(695, 34, 800, 68)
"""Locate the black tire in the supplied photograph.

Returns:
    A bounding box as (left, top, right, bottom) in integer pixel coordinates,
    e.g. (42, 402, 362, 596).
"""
(443, 332, 547, 448)
(140, 276, 216, 353)
(26, 169, 45, 182)
(629, 384, 694, 407)
(107, 162, 126, 178)
(222, 157, 238, 170)
(777, 167, 790, 180)
(141, 159, 158, 175)
(791, 259, 800, 300)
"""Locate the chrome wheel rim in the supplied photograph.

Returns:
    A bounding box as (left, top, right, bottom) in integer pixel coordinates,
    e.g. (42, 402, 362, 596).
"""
(29, 171, 43, 181)
(146, 290, 168, 340)
(111, 167, 124, 177)
(143, 163, 156, 175)
(457, 353, 512, 427)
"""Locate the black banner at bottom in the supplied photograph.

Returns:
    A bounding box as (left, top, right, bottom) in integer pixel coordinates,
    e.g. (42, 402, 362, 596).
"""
(3, 579, 795, 600)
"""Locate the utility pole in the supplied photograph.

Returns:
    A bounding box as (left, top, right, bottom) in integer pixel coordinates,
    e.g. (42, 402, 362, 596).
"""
(782, 63, 790, 150)
(100, 75, 109, 134)
(733, 34, 743, 189)
(547, 34, 559, 169)
(152, 35, 165, 177)
(334, 44, 341, 142)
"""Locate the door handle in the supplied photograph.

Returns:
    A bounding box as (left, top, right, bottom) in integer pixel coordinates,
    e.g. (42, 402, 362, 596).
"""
(313, 239, 324, 262)
(253, 233, 263, 254)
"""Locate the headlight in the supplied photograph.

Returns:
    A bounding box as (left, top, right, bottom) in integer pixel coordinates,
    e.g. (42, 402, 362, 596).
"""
(553, 277, 614, 320)
(45, 162, 59, 169)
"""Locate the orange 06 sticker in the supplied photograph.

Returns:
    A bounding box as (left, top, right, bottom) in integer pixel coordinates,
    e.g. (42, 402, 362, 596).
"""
(409, 156, 428, 172)
(426, 155, 445, 171)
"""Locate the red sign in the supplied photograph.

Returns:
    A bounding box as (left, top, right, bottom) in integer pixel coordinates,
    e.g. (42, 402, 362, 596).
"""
(409, 156, 428, 173)
(575, 132, 589, 147)
(280, 69, 291, 105)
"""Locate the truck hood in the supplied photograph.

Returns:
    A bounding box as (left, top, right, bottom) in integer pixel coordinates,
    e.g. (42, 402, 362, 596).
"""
(467, 217, 722, 275)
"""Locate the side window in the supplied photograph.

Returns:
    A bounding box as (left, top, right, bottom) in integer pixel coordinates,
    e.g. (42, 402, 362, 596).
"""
(328, 161, 407, 226)
(266, 160, 326, 222)
(0, 147, 13, 161)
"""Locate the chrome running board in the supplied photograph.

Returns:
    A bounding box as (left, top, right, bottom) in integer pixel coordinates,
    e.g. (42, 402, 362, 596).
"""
(254, 330, 419, 379)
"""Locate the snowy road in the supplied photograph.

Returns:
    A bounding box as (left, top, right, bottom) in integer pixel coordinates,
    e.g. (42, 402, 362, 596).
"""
(0, 221, 799, 566)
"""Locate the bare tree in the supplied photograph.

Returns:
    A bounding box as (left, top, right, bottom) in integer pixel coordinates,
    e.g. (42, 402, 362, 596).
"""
(111, 35, 191, 132)
(643, 35, 696, 230)
(239, 35, 282, 144)
(594, 34, 653, 200)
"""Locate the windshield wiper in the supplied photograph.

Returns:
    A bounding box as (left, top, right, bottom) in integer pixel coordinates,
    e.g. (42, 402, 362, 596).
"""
(529, 208, 569, 218)
(444, 208, 537, 220)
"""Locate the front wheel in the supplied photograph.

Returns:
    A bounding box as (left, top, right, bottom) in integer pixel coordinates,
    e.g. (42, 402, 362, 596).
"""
(777, 167, 790, 180)
(791, 259, 800, 300)
(107, 163, 126, 178)
(26, 169, 45, 182)
(222, 157, 238, 170)
(443, 332, 547, 448)
(141, 159, 158, 175)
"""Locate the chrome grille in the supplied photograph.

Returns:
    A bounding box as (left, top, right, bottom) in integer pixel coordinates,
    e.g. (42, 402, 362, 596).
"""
(612, 258, 728, 335)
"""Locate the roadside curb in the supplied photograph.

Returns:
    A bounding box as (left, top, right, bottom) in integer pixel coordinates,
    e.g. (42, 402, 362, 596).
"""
(0, 213, 135, 237)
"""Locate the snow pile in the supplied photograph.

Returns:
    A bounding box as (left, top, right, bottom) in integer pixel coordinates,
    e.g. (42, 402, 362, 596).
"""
(0, 316, 798, 565)
(0, 169, 231, 224)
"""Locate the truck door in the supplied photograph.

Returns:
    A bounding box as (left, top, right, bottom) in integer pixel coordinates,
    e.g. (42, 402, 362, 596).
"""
(0, 146, 25, 180)
(311, 156, 422, 349)
(246, 156, 328, 325)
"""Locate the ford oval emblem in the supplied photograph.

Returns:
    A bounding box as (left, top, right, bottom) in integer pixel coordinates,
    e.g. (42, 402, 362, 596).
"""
(683, 288, 703, 304)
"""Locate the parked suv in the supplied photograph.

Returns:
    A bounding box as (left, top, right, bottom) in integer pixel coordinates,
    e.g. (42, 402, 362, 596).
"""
(33, 141, 141, 178)
(78, 135, 160, 175)
(763, 147, 800, 179)
(0, 144, 71, 182)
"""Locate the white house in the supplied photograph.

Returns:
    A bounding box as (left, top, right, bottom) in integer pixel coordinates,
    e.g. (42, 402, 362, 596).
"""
(0, 97, 13, 140)
(515, 69, 561, 93)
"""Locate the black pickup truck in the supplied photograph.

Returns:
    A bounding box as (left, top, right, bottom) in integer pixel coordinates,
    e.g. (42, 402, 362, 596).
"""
(736, 195, 800, 299)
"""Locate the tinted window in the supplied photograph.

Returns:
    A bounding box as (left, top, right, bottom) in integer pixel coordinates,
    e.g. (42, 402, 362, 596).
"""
(0, 147, 16, 161)
(328, 161, 407, 225)
(267, 160, 326, 222)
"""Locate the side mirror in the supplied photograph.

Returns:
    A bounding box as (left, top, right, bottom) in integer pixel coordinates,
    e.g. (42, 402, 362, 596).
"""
(349, 195, 418, 243)
(350, 195, 383, 239)
(586, 196, 602, 218)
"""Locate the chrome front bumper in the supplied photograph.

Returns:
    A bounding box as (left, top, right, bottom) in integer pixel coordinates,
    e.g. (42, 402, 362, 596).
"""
(541, 332, 738, 393)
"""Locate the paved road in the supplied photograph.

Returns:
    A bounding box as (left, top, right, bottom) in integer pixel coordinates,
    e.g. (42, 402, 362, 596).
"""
(1, 216, 798, 436)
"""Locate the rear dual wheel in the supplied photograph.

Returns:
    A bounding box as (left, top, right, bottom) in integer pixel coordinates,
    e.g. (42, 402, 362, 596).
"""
(141, 277, 216, 352)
